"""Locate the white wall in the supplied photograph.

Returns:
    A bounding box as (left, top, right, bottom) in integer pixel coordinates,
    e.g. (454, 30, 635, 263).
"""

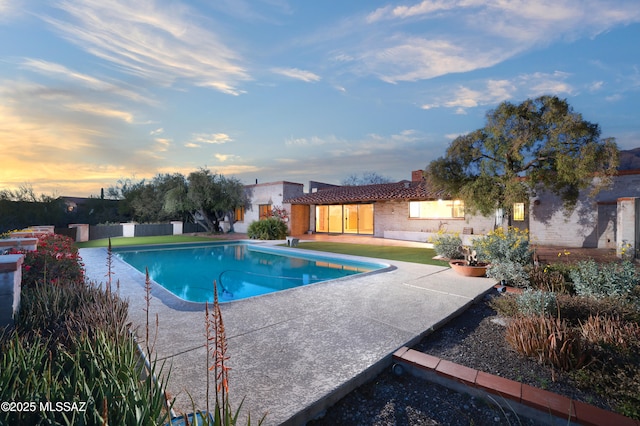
(233, 181, 304, 233)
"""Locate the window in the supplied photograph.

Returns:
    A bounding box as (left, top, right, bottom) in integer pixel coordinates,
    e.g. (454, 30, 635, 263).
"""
(235, 207, 245, 222)
(259, 204, 271, 220)
(513, 203, 525, 221)
(409, 200, 465, 219)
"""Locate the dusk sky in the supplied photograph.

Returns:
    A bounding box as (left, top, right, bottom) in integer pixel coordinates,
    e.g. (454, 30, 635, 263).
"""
(1, 1, 639, 197)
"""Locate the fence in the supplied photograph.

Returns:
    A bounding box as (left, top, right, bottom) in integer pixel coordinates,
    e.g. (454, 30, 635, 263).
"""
(134, 223, 173, 237)
(89, 224, 124, 241)
(83, 222, 207, 241)
(183, 222, 207, 233)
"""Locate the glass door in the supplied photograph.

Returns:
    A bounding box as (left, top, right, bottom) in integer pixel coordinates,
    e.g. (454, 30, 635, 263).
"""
(328, 205, 343, 233)
(358, 204, 374, 234)
(344, 204, 359, 234)
(315, 205, 329, 232)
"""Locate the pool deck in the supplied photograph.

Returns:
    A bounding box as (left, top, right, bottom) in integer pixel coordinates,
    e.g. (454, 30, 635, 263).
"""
(80, 238, 496, 425)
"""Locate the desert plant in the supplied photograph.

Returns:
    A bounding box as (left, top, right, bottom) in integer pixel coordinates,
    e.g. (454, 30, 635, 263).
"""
(17, 280, 128, 348)
(431, 233, 463, 259)
(505, 315, 590, 371)
(556, 294, 640, 326)
(1, 280, 171, 425)
(472, 227, 532, 266)
(516, 289, 558, 317)
(487, 294, 520, 317)
(486, 261, 530, 288)
(180, 280, 265, 426)
(528, 264, 573, 294)
(569, 259, 638, 299)
(247, 217, 288, 240)
(580, 314, 640, 353)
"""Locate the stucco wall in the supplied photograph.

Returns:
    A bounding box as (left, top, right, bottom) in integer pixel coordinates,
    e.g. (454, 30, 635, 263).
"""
(234, 181, 304, 233)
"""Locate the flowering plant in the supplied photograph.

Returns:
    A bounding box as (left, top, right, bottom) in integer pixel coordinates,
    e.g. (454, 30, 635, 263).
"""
(472, 226, 532, 265)
(270, 205, 289, 222)
(9, 233, 84, 287)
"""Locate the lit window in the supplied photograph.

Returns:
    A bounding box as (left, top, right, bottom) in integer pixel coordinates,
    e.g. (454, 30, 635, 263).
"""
(259, 204, 271, 220)
(409, 200, 465, 219)
(513, 203, 525, 221)
(235, 207, 245, 222)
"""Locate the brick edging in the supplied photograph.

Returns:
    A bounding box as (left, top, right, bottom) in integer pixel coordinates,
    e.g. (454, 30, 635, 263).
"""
(392, 347, 639, 426)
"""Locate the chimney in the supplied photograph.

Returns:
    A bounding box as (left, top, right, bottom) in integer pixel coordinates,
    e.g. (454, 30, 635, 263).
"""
(411, 170, 425, 182)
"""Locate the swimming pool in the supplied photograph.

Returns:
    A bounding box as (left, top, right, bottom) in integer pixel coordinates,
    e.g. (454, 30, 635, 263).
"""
(114, 242, 387, 303)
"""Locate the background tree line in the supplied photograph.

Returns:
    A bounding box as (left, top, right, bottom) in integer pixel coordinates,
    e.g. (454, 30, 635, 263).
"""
(107, 169, 249, 233)
(0, 169, 248, 235)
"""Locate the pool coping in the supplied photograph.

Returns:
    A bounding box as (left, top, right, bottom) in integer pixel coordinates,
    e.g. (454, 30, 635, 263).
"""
(80, 240, 498, 425)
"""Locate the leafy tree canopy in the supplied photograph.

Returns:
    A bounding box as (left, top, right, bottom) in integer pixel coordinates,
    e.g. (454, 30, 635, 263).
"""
(164, 169, 248, 233)
(425, 96, 619, 216)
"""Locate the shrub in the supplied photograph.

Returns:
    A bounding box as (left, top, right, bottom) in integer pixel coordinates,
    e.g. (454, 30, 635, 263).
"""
(529, 264, 574, 294)
(247, 217, 288, 240)
(486, 261, 530, 288)
(516, 289, 558, 316)
(11, 233, 84, 287)
(488, 293, 520, 317)
(1, 280, 170, 425)
(505, 315, 590, 371)
(557, 294, 640, 326)
(580, 314, 640, 353)
(569, 259, 638, 299)
(472, 227, 532, 266)
(17, 280, 128, 347)
(431, 233, 463, 259)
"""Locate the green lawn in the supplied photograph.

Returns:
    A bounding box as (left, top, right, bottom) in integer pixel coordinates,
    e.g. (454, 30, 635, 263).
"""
(294, 242, 449, 266)
(75, 235, 218, 248)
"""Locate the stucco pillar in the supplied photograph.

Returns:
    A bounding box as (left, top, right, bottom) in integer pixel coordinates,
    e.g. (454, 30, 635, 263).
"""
(171, 221, 183, 235)
(616, 197, 638, 259)
(122, 222, 136, 238)
(0, 254, 24, 328)
(69, 224, 89, 242)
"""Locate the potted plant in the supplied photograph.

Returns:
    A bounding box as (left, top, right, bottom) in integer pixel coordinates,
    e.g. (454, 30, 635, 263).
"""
(449, 247, 489, 277)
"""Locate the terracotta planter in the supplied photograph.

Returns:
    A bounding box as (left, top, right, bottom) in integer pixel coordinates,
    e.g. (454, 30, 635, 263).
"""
(449, 260, 490, 277)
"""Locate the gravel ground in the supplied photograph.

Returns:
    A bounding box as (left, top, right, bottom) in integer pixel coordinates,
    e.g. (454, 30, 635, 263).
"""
(309, 291, 610, 426)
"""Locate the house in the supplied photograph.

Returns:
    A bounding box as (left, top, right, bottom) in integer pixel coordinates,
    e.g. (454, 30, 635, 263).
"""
(238, 156, 640, 257)
(283, 171, 494, 242)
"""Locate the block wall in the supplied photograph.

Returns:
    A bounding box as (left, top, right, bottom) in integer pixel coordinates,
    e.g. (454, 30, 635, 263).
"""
(529, 172, 640, 248)
(373, 201, 494, 238)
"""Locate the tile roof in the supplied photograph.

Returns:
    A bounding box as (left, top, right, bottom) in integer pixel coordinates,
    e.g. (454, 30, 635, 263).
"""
(284, 180, 449, 204)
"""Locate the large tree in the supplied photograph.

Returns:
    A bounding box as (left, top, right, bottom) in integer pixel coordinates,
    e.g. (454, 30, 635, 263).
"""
(164, 169, 248, 233)
(108, 174, 187, 223)
(425, 96, 619, 217)
(341, 171, 392, 186)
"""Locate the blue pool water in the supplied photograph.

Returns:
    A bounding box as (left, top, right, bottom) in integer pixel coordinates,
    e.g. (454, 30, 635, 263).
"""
(114, 242, 385, 303)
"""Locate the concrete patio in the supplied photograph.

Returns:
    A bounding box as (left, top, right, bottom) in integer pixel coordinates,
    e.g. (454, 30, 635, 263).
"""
(80, 238, 496, 425)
